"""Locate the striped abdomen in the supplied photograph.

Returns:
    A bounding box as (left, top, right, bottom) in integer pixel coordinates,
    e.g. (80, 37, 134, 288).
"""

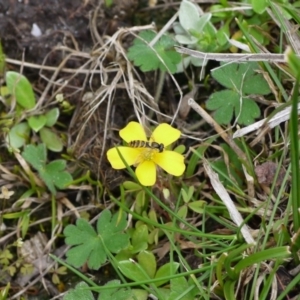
(129, 140, 164, 153)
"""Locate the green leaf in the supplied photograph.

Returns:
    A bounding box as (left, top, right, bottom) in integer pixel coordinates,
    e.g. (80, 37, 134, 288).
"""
(118, 260, 150, 282)
(6, 122, 30, 149)
(232, 247, 290, 278)
(212, 62, 270, 95)
(127, 30, 181, 74)
(0, 41, 5, 76)
(22, 144, 47, 172)
(206, 62, 270, 125)
(123, 181, 142, 191)
(178, 0, 211, 33)
(5, 71, 36, 109)
(43, 160, 72, 189)
(188, 200, 206, 214)
(128, 289, 148, 300)
(39, 127, 63, 152)
(63, 282, 94, 300)
(137, 251, 156, 279)
(45, 108, 59, 127)
(206, 90, 236, 124)
(64, 210, 129, 270)
(235, 97, 261, 125)
(22, 144, 72, 194)
(98, 280, 132, 300)
(178, 0, 199, 32)
(252, 0, 268, 14)
(154, 262, 180, 287)
(211, 143, 244, 187)
(27, 115, 47, 132)
(177, 205, 188, 219)
(131, 224, 148, 253)
(286, 48, 300, 79)
(169, 277, 195, 300)
(182, 186, 194, 203)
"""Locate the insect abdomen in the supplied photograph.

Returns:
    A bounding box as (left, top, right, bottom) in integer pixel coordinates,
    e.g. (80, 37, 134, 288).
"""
(129, 140, 164, 152)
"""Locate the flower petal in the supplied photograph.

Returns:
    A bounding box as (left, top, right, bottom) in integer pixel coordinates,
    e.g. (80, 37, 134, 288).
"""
(107, 147, 140, 169)
(136, 160, 156, 186)
(151, 123, 181, 146)
(119, 122, 147, 143)
(153, 151, 185, 176)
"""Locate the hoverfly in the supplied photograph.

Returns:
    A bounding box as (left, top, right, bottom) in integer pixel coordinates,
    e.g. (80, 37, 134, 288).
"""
(129, 140, 164, 153)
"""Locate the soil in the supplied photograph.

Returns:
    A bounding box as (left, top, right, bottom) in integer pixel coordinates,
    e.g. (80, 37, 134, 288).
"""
(0, 0, 140, 67)
(1, 0, 93, 67)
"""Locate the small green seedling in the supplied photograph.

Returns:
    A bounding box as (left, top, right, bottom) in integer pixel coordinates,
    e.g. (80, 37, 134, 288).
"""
(206, 62, 271, 125)
(174, 0, 228, 69)
(4, 71, 63, 151)
(22, 144, 72, 195)
(178, 185, 206, 217)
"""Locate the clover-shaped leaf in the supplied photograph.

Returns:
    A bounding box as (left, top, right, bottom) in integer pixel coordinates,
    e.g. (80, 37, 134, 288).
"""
(40, 127, 63, 152)
(41, 160, 73, 194)
(63, 282, 94, 300)
(45, 107, 60, 127)
(206, 62, 270, 125)
(6, 122, 30, 150)
(22, 144, 72, 194)
(98, 280, 132, 300)
(27, 115, 47, 132)
(22, 144, 47, 172)
(64, 210, 129, 270)
(127, 30, 181, 73)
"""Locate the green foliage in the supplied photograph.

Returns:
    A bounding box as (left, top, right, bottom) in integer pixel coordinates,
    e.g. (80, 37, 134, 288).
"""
(212, 143, 244, 188)
(0, 41, 5, 76)
(176, 0, 216, 50)
(5, 122, 30, 149)
(63, 280, 133, 300)
(286, 50, 300, 233)
(6, 106, 62, 151)
(251, 0, 268, 14)
(64, 210, 129, 270)
(63, 282, 94, 300)
(39, 126, 63, 152)
(206, 62, 271, 125)
(127, 30, 181, 73)
(27, 115, 47, 132)
(104, 0, 113, 8)
(5, 71, 36, 109)
(3, 71, 63, 151)
(98, 280, 133, 300)
(26, 107, 59, 133)
(178, 185, 206, 216)
(169, 277, 198, 300)
(0, 249, 13, 266)
(118, 253, 179, 287)
(0, 282, 10, 300)
(286, 48, 300, 79)
(21, 144, 72, 195)
(174, 0, 228, 69)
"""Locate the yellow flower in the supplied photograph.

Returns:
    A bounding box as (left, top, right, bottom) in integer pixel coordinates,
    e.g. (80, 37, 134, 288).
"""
(107, 122, 185, 186)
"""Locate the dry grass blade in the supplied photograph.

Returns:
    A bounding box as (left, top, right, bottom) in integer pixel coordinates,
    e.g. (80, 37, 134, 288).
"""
(203, 159, 255, 245)
(175, 47, 287, 62)
(233, 103, 300, 139)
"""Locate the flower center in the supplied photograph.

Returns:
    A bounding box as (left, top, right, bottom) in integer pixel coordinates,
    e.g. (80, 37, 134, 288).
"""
(136, 148, 157, 164)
